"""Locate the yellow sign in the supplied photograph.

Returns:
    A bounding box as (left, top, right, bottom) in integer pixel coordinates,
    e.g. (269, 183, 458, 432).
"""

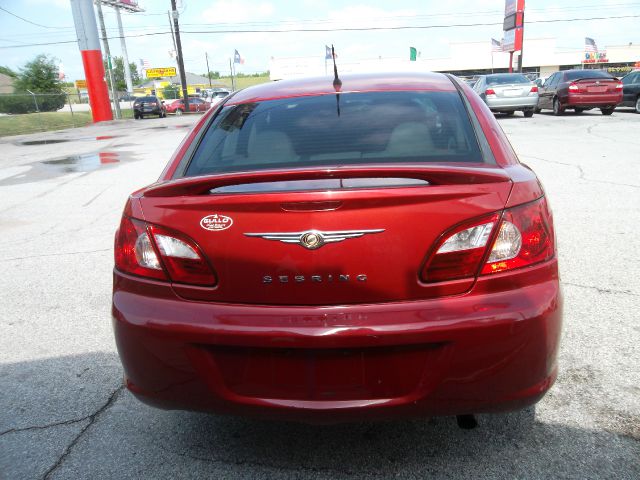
(145, 67, 177, 78)
(74, 79, 87, 89)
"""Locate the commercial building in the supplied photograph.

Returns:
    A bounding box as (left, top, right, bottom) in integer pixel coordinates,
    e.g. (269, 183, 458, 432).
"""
(270, 38, 640, 80)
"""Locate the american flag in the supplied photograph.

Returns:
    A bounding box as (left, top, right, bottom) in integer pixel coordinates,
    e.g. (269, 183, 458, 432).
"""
(140, 58, 150, 69)
(234, 50, 245, 65)
(585, 37, 598, 53)
(491, 38, 502, 53)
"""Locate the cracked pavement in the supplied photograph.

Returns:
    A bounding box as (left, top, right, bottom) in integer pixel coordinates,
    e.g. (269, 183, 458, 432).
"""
(1, 109, 639, 479)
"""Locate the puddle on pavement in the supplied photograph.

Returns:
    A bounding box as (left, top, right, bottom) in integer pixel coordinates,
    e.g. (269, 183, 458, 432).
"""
(0, 151, 138, 186)
(17, 139, 70, 146)
(15, 135, 122, 145)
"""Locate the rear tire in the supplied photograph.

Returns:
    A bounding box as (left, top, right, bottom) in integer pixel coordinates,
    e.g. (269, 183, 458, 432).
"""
(553, 97, 564, 116)
(574, 107, 585, 114)
(635, 96, 640, 114)
(175, 109, 184, 116)
(601, 106, 615, 116)
(523, 109, 534, 118)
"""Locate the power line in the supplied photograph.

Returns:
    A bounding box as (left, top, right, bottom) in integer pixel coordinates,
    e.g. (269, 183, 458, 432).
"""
(1, 13, 639, 49)
(0, 5, 67, 29)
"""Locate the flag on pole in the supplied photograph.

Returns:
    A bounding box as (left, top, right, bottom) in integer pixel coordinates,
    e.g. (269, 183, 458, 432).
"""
(234, 50, 245, 64)
(409, 47, 417, 61)
(585, 37, 598, 53)
(325, 45, 333, 60)
(491, 38, 502, 52)
(58, 62, 65, 80)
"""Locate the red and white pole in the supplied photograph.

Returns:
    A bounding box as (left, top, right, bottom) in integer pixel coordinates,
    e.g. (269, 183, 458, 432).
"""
(70, 0, 112, 122)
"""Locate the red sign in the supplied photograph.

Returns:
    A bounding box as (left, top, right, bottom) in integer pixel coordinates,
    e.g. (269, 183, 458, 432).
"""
(502, 27, 523, 52)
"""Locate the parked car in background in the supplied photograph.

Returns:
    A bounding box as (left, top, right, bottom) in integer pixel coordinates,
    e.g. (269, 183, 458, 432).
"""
(202, 88, 231, 102)
(164, 97, 211, 115)
(133, 96, 166, 119)
(619, 70, 640, 113)
(472, 73, 538, 117)
(113, 72, 561, 424)
(536, 69, 623, 115)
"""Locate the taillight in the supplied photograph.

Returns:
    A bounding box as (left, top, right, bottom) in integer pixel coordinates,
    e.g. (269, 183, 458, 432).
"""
(114, 217, 166, 281)
(114, 217, 216, 286)
(149, 225, 216, 285)
(482, 197, 555, 274)
(568, 83, 579, 92)
(421, 197, 555, 282)
(615, 82, 623, 90)
(530, 86, 538, 93)
(421, 214, 499, 283)
(485, 88, 496, 96)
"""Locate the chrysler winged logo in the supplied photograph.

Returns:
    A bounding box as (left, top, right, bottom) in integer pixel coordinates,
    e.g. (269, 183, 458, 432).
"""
(244, 229, 384, 250)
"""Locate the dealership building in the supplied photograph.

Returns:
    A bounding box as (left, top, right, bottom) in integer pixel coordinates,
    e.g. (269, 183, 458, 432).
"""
(270, 37, 640, 80)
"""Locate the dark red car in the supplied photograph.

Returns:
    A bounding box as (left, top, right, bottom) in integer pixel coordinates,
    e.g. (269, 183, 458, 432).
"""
(536, 69, 623, 115)
(113, 73, 562, 424)
(165, 97, 211, 115)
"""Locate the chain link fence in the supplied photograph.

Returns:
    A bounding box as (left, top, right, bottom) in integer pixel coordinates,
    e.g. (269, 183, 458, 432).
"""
(0, 92, 136, 137)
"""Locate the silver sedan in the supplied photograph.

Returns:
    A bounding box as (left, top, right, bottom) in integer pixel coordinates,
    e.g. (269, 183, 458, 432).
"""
(472, 73, 539, 117)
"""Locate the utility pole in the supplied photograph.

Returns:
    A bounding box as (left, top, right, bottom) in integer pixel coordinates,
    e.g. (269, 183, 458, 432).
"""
(170, 0, 189, 111)
(95, 1, 121, 119)
(167, 10, 181, 88)
(114, 7, 134, 94)
(205, 53, 212, 87)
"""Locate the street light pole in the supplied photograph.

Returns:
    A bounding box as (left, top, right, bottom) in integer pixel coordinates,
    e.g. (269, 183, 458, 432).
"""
(170, 0, 189, 111)
(205, 53, 212, 88)
(115, 7, 134, 94)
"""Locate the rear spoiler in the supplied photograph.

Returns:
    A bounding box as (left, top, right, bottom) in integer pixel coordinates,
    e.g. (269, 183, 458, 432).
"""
(143, 165, 511, 197)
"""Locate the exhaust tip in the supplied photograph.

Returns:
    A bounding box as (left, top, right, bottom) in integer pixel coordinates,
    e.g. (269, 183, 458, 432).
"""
(456, 414, 478, 429)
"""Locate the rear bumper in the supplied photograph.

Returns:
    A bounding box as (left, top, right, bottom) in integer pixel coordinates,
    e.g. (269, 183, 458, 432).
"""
(566, 92, 622, 107)
(112, 261, 562, 422)
(486, 96, 538, 111)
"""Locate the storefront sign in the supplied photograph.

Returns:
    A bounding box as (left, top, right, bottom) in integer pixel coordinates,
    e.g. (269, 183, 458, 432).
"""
(146, 67, 177, 78)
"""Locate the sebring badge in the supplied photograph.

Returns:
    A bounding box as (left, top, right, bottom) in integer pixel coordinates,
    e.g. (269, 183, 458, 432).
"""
(244, 229, 384, 250)
(200, 214, 233, 231)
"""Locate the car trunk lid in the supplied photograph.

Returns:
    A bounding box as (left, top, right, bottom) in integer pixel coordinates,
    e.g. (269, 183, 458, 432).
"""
(139, 165, 512, 305)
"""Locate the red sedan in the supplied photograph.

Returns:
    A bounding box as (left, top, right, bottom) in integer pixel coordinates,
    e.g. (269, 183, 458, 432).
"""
(537, 69, 623, 115)
(113, 72, 562, 425)
(164, 97, 211, 115)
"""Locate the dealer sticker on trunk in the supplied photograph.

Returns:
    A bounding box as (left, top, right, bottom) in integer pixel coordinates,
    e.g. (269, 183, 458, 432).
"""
(200, 214, 233, 231)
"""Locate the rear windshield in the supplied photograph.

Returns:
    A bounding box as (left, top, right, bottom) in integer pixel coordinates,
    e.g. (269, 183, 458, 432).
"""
(134, 96, 156, 103)
(184, 91, 486, 177)
(486, 74, 530, 85)
(565, 70, 613, 81)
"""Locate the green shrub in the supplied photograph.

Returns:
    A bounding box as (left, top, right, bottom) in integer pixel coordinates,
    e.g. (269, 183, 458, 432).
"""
(0, 93, 66, 114)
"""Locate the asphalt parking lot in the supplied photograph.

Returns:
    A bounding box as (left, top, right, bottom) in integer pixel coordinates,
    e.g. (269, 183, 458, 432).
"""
(1, 108, 639, 479)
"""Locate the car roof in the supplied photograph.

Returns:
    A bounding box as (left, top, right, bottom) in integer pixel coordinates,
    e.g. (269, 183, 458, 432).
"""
(227, 72, 456, 105)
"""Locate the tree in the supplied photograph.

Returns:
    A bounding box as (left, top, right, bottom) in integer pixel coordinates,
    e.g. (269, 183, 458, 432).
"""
(13, 54, 63, 93)
(104, 56, 141, 91)
(202, 71, 221, 80)
(0, 54, 66, 113)
(0, 66, 16, 78)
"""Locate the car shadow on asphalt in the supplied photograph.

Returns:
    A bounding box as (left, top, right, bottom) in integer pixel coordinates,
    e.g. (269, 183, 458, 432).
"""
(2, 352, 638, 478)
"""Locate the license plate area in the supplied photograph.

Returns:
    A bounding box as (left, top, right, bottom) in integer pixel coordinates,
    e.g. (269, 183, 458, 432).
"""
(587, 86, 607, 93)
(503, 89, 522, 97)
(207, 344, 443, 401)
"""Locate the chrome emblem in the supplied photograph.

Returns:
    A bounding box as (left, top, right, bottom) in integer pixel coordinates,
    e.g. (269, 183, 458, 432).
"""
(244, 229, 384, 250)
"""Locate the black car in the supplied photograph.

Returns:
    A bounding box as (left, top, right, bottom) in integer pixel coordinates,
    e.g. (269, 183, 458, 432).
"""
(133, 96, 166, 119)
(619, 70, 640, 113)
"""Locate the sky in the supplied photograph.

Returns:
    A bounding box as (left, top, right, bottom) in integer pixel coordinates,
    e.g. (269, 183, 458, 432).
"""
(1, 0, 639, 82)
